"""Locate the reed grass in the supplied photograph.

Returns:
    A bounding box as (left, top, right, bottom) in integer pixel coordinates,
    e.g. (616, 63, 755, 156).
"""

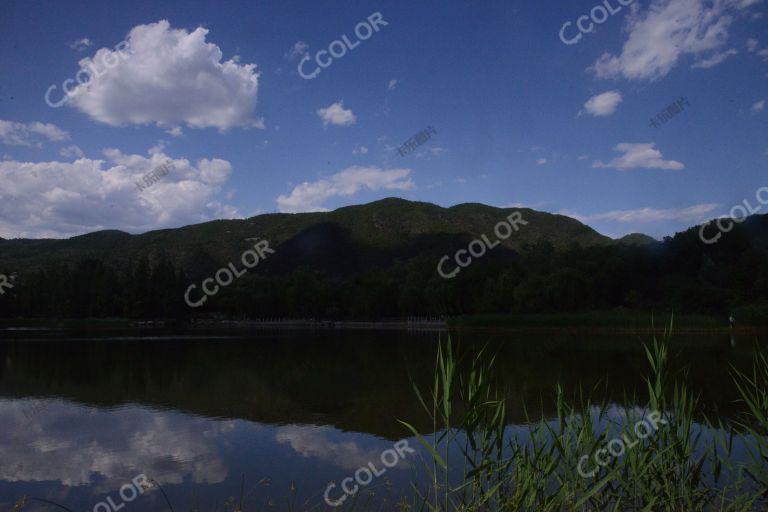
(399, 321, 768, 511)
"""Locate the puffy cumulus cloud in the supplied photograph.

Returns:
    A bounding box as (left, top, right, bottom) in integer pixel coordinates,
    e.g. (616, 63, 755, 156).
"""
(0, 399, 229, 486)
(276, 166, 415, 213)
(67, 20, 261, 131)
(0, 120, 70, 147)
(317, 101, 356, 127)
(590, 0, 758, 81)
(593, 143, 685, 170)
(352, 145, 368, 155)
(584, 90, 623, 117)
(562, 203, 719, 223)
(0, 147, 239, 238)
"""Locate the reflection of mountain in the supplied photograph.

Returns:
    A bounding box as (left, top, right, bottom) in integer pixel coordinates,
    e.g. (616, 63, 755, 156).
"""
(0, 329, 754, 437)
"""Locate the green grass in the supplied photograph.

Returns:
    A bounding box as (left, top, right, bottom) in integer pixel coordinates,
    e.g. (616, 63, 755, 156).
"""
(399, 321, 768, 511)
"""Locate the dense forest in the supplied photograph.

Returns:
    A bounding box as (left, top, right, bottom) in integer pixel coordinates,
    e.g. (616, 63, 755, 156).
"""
(1, 199, 767, 321)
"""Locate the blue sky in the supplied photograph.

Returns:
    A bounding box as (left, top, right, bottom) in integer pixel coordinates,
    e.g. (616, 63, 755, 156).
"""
(0, 0, 766, 239)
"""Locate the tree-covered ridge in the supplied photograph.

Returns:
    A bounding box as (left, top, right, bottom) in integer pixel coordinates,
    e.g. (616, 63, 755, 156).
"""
(1, 198, 767, 321)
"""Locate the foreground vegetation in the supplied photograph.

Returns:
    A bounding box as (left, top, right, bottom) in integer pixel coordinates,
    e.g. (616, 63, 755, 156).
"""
(397, 326, 768, 511)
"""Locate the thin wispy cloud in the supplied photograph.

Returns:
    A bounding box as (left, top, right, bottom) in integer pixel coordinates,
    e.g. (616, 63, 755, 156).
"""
(562, 203, 719, 223)
(276, 166, 415, 213)
(285, 41, 309, 60)
(0, 120, 70, 147)
(69, 37, 92, 51)
(590, 0, 758, 81)
(691, 48, 738, 68)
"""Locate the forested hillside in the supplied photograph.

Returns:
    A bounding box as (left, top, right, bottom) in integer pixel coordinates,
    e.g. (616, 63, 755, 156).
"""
(1, 198, 767, 321)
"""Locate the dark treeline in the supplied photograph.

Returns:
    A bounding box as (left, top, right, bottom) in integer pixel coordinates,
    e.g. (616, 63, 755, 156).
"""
(1, 218, 767, 321)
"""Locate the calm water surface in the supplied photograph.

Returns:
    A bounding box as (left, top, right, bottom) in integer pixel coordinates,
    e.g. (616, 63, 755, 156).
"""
(0, 327, 762, 511)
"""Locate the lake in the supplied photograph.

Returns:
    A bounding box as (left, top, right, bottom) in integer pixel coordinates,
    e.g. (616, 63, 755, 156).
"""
(0, 326, 763, 511)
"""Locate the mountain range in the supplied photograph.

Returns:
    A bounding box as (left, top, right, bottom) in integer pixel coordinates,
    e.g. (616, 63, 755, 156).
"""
(1, 198, 766, 322)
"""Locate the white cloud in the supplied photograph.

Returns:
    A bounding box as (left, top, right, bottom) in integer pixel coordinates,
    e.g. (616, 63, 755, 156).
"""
(352, 145, 368, 155)
(69, 38, 92, 51)
(286, 41, 309, 60)
(388, 79, 398, 90)
(751, 99, 766, 113)
(562, 203, 719, 223)
(0, 147, 238, 238)
(747, 37, 759, 51)
(590, 0, 757, 81)
(276, 166, 415, 213)
(59, 145, 85, 159)
(536, 158, 548, 165)
(584, 91, 623, 117)
(276, 425, 413, 471)
(691, 48, 738, 68)
(578, 154, 590, 161)
(0, 399, 228, 487)
(0, 120, 70, 147)
(316, 101, 356, 127)
(414, 146, 448, 158)
(593, 143, 685, 170)
(426, 147, 448, 156)
(66, 20, 261, 131)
